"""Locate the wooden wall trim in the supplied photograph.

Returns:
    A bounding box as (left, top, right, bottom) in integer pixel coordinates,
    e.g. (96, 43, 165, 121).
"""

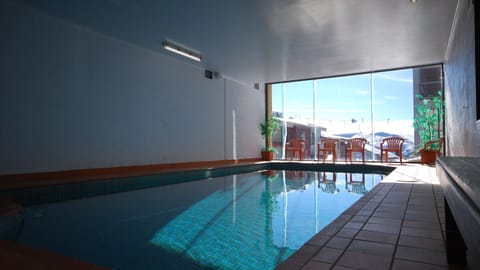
(0, 158, 261, 191)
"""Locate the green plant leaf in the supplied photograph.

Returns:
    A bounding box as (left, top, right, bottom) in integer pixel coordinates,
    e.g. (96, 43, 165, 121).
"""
(413, 90, 444, 146)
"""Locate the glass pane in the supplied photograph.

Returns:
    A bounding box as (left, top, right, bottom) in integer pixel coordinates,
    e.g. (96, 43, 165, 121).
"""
(372, 69, 414, 161)
(272, 81, 314, 159)
(315, 74, 372, 161)
(270, 65, 442, 163)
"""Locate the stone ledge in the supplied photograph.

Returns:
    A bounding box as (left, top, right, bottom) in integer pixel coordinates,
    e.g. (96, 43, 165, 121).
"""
(437, 156, 480, 268)
(437, 157, 480, 209)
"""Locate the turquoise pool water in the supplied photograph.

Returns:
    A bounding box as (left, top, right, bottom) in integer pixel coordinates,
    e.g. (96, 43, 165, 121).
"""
(17, 170, 383, 270)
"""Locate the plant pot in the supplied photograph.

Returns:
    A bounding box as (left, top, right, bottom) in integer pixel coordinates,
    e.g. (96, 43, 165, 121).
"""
(421, 150, 439, 165)
(261, 151, 274, 161)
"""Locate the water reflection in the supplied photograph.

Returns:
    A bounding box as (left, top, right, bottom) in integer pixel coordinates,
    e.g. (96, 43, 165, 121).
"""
(271, 170, 382, 251)
(345, 173, 368, 194)
(150, 170, 383, 269)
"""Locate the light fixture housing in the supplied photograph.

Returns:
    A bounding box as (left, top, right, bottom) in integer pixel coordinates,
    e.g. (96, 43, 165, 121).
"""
(162, 39, 202, 62)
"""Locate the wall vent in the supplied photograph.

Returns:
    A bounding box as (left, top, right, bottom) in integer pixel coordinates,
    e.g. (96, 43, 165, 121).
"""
(204, 70, 213, 79)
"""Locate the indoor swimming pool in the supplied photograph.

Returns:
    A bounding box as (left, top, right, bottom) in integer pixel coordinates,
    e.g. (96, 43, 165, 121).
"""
(14, 168, 386, 269)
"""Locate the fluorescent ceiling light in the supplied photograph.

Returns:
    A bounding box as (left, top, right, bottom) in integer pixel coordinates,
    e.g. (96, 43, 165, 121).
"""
(162, 39, 202, 62)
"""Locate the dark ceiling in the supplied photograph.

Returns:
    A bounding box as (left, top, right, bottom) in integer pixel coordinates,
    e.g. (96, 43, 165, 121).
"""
(15, 0, 458, 85)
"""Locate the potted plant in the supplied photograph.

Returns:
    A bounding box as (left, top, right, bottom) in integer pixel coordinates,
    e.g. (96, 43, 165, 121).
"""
(413, 90, 444, 164)
(260, 115, 280, 161)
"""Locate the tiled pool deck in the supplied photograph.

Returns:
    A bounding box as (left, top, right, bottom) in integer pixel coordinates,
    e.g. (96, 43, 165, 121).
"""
(277, 163, 456, 270)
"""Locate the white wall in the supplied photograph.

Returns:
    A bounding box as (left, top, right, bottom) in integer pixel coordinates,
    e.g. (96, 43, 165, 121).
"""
(225, 80, 265, 160)
(0, 1, 265, 174)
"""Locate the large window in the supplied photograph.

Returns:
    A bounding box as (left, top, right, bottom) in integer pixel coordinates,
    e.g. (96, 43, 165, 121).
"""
(270, 65, 443, 162)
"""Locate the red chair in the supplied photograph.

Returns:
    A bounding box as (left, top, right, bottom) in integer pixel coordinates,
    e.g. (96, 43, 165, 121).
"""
(345, 138, 368, 163)
(318, 138, 338, 163)
(380, 137, 405, 163)
(420, 137, 444, 165)
(286, 138, 307, 160)
(317, 172, 339, 193)
(345, 173, 367, 194)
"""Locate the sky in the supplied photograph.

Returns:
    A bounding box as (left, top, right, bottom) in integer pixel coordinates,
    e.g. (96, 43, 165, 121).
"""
(271, 68, 414, 124)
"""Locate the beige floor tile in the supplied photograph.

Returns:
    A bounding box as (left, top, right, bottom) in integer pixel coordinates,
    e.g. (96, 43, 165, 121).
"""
(392, 259, 448, 270)
(347, 239, 395, 257)
(354, 230, 398, 245)
(325, 237, 351, 250)
(312, 247, 343, 264)
(301, 261, 332, 270)
(337, 250, 391, 270)
(395, 246, 448, 266)
(398, 235, 446, 251)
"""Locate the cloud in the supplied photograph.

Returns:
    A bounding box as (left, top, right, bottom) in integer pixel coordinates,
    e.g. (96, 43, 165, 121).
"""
(375, 73, 413, 83)
(283, 108, 367, 114)
(384, 95, 400, 101)
(318, 108, 367, 113)
(355, 90, 370, 96)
